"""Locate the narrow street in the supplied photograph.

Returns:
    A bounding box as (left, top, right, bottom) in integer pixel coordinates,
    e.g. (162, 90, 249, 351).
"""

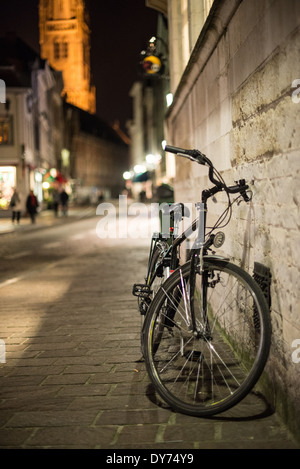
(0, 209, 107, 284)
(0, 210, 298, 450)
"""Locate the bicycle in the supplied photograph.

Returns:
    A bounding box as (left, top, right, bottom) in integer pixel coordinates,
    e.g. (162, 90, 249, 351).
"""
(133, 144, 271, 417)
(133, 200, 189, 313)
(133, 197, 192, 357)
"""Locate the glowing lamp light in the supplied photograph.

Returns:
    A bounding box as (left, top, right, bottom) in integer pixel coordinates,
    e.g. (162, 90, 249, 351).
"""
(146, 154, 161, 165)
(50, 168, 57, 178)
(166, 93, 173, 107)
(35, 172, 43, 182)
(146, 154, 155, 164)
(42, 182, 50, 189)
(123, 171, 132, 180)
(134, 164, 146, 174)
(61, 149, 70, 167)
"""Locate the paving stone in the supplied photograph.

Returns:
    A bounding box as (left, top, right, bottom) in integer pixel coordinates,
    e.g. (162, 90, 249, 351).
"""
(96, 409, 171, 426)
(25, 426, 117, 449)
(0, 428, 33, 448)
(6, 409, 98, 428)
(115, 424, 161, 447)
(0, 217, 299, 449)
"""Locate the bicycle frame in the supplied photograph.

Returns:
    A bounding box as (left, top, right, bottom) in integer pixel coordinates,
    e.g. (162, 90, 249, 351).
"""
(148, 190, 222, 336)
(136, 145, 272, 418)
(133, 143, 252, 325)
(133, 203, 196, 307)
(184, 189, 222, 336)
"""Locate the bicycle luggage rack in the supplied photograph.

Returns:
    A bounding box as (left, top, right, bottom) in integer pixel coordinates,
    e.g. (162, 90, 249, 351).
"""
(132, 283, 152, 298)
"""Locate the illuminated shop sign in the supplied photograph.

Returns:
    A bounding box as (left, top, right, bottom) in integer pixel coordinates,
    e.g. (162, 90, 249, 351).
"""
(142, 55, 162, 75)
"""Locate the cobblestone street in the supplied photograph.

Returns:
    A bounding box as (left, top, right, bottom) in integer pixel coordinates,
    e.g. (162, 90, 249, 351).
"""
(0, 213, 299, 450)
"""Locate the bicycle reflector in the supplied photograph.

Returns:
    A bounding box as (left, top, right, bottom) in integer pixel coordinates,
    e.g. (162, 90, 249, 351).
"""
(213, 232, 225, 248)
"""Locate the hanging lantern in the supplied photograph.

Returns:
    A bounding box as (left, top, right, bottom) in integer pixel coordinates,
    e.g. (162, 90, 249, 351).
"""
(142, 54, 162, 75)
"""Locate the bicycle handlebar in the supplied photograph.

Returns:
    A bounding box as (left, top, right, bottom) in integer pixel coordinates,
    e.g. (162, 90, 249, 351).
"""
(164, 143, 251, 202)
(164, 144, 209, 166)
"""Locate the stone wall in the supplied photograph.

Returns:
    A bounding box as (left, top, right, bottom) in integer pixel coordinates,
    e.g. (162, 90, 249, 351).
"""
(166, 0, 300, 437)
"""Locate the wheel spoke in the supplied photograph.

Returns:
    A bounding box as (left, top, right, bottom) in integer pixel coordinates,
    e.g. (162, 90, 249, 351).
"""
(144, 259, 271, 416)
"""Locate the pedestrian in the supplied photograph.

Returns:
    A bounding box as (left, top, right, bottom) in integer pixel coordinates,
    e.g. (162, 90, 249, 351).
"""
(26, 190, 39, 224)
(60, 189, 69, 216)
(10, 188, 23, 224)
(53, 189, 60, 217)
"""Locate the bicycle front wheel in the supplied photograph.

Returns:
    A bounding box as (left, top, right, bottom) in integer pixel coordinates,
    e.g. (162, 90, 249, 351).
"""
(143, 258, 271, 417)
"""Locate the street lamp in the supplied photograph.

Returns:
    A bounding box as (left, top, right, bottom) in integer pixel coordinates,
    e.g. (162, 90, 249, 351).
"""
(166, 93, 173, 107)
(123, 171, 132, 180)
(146, 154, 162, 166)
(134, 164, 147, 174)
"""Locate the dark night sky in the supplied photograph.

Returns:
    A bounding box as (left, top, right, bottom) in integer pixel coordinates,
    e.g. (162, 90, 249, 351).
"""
(0, 0, 159, 133)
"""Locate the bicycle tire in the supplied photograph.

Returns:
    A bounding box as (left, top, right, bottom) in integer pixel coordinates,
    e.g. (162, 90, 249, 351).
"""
(143, 258, 271, 417)
(147, 240, 170, 290)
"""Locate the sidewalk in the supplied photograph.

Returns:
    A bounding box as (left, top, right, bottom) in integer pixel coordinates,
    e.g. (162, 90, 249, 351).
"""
(0, 204, 97, 235)
(0, 212, 299, 450)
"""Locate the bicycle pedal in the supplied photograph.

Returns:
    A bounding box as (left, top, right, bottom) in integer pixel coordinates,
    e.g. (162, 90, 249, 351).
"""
(132, 284, 152, 298)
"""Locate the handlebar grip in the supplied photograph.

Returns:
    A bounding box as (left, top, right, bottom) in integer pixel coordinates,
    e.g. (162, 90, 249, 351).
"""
(164, 144, 209, 165)
(164, 145, 189, 155)
(227, 181, 251, 201)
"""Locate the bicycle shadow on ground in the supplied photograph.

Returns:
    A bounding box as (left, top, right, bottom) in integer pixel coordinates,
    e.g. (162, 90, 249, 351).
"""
(145, 382, 275, 422)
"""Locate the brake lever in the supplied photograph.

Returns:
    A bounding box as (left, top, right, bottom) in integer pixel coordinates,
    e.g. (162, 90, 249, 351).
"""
(236, 179, 253, 204)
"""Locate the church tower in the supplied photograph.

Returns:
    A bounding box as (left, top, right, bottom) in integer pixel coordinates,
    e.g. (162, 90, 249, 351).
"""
(39, 0, 96, 114)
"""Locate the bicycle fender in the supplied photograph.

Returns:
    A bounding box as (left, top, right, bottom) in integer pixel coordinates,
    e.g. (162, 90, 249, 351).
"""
(203, 254, 230, 261)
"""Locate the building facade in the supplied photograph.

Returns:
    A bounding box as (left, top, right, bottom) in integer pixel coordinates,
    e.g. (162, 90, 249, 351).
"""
(65, 104, 129, 203)
(39, 0, 96, 114)
(0, 35, 64, 210)
(147, 0, 300, 441)
(0, 87, 34, 209)
(127, 14, 171, 200)
(32, 61, 65, 202)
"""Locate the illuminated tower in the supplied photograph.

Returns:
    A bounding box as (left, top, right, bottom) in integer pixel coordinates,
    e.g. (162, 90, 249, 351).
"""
(39, 0, 96, 113)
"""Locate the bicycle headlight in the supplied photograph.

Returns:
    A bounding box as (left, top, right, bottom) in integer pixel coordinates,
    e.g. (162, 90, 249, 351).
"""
(213, 232, 225, 248)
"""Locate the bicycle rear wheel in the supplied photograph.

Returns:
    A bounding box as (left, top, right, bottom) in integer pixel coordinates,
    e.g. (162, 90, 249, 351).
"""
(140, 240, 170, 355)
(143, 258, 271, 416)
(148, 240, 170, 294)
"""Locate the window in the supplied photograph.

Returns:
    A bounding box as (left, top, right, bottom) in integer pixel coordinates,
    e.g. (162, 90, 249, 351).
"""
(0, 116, 13, 145)
(54, 41, 68, 60)
(54, 41, 60, 60)
(62, 42, 68, 58)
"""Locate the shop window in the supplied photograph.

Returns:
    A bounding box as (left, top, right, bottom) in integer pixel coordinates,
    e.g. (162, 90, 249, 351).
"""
(0, 116, 13, 145)
(0, 166, 16, 209)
